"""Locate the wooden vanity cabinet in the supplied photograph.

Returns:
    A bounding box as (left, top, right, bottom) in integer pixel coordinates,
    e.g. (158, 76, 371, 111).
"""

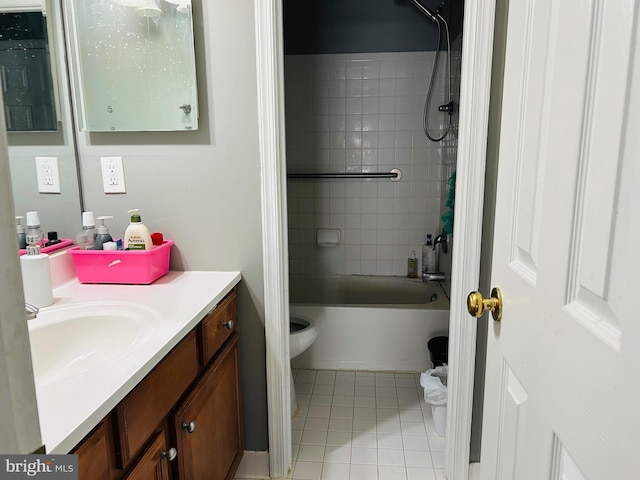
(173, 335, 242, 480)
(72, 288, 241, 480)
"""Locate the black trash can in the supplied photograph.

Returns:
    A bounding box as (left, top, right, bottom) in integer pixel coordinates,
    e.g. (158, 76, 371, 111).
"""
(427, 336, 448, 367)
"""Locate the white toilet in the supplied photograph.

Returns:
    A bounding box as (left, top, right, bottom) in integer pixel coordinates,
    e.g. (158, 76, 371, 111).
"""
(290, 315, 318, 417)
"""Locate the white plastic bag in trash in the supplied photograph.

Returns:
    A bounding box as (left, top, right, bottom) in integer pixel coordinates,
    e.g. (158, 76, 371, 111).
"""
(420, 364, 448, 406)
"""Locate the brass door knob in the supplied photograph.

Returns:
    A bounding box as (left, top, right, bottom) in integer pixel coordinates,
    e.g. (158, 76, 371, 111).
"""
(467, 287, 503, 322)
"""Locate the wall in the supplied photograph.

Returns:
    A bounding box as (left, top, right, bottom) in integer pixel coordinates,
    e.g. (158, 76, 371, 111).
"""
(285, 51, 454, 276)
(71, 1, 268, 451)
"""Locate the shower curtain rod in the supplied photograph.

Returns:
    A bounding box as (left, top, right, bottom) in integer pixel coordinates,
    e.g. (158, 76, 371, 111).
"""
(287, 168, 401, 182)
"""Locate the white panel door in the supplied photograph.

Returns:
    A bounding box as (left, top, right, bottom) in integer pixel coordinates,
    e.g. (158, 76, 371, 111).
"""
(480, 1, 640, 479)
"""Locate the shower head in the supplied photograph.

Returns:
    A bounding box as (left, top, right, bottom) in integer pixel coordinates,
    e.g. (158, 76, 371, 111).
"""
(409, 0, 439, 24)
(409, 0, 451, 24)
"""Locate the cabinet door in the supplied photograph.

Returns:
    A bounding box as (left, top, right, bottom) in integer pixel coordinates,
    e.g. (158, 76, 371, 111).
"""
(74, 421, 112, 480)
(123, 431, 171, 480)
(173, 335, 243, 480)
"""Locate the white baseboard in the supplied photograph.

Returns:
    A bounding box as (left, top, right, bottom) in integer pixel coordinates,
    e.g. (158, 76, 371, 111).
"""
(469, 462, 481, 480)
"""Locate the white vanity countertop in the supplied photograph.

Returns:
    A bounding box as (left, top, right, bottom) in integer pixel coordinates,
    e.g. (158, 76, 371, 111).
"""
(33, 270, 241, 454)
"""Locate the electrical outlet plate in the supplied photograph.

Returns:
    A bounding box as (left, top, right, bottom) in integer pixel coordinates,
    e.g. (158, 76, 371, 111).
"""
(35, 156, 60, 193)
(100, 156, 126, 193)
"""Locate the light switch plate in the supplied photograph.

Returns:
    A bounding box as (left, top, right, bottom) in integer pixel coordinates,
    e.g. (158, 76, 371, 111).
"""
(35, 156, 60, 193)
(100, 156, 126, 193)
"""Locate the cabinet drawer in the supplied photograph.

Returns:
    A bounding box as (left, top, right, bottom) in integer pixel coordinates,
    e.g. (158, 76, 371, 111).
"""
(201, 290, 237, 365)
(116, 330, 199, 467)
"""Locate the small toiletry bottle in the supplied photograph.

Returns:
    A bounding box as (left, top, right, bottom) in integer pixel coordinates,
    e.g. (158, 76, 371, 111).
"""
(422, 234, 433, 274)
(407, 251, 418, 278)
(16, 216, 27, 249)
(94, 216, 114, 250)
(124, 209, 152, 250)
(26, 211, 44, 247)
(20, 234, 53, 308)
(76, 211, 97, 250)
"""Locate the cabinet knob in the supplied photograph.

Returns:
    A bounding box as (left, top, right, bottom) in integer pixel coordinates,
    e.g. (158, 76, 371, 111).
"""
(182, 421, 196, 433)
(223, 320, 234, 330)
(161, 447, 178, 462)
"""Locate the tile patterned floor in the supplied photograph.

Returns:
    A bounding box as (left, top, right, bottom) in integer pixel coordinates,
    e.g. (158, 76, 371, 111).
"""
(287, 369, 445, 480)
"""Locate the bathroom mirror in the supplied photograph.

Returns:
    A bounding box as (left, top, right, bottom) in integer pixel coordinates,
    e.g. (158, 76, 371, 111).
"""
(0, 4, 57, 131)
(63, 0, 198, 132)
(7, 0, 82, 240)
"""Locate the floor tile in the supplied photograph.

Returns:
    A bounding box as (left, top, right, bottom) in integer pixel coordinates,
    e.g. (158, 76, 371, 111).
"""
(430, 451, 445, 469)
(354, 396, 376, 408)
(329, 417, 353, 432)
(332, 395, 355, 407)
(351, 432, 377, 448)
(406, 466, 436, 480)
(331, 406, 354, 419)
(355, 385, 376, 396)
(311, 394, 333, 406)
(377, 448, 405, 466)
(402, 435, 429, 451)
(293, 461, 323, 480)
(325, 445, 351, 464)
(308, 405, 332, 418)
(326, 431, 352, 447)
(353, 407, 376, 420)
(298, 445, 326, 463)
(378, 465, 407, 480)
(400, 421, 427, 436)
(353, 418, 377, 433)
(350, 447, 377, 465)
(334, 385, 355, 396)
(290, 369, 439, 480)
(427, 435, 445, 452)
(321, 462, 350, 480)
(301, 430, 328, 446)
(350, 463, 378, 480)
(404, 450, 432, 468)
(305, 417, 330, 431)
(314, 383, 336, 395)
(377, 434, 403, 450)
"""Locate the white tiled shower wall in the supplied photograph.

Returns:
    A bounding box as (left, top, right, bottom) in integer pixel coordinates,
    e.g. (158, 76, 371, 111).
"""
(285, 51, 460, 276)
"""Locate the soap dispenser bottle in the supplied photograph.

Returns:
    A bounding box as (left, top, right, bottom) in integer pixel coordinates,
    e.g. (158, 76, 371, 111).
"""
(407, 251, 418, 278)
(124, 209, 152, 250)
(94, 216, 114, 250)
(20, 234, 53, 308)
(26, 211, 44, 247)
(16, 216, 27, 249)
(76, 212, 97, 250)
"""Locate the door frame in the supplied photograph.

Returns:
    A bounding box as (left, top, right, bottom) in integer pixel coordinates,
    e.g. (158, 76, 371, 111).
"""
(254, 0, 498, 478)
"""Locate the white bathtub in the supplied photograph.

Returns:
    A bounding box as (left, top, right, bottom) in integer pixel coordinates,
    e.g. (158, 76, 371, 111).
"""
(290, 275, 449, 372)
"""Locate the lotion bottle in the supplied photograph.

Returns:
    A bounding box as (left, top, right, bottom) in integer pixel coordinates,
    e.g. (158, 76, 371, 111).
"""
(407, 251, 418, 278)
(124, 209, 152, 250)
(21, 234, 53, 308)
(94, 216, 114, 250)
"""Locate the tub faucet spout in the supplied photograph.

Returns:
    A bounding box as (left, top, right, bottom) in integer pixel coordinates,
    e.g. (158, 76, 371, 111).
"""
(422, 272, 445, 282)
(433, 231, 448, 254)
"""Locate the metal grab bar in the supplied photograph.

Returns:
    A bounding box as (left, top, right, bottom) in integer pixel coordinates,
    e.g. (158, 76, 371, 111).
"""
(287, 168, 401, 182)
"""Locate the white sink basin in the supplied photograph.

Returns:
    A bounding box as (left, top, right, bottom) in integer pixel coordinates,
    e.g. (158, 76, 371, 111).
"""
(29, 302, 162, 386)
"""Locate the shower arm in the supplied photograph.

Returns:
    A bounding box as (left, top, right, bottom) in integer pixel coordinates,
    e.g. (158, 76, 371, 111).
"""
(408, 0, 439, 24)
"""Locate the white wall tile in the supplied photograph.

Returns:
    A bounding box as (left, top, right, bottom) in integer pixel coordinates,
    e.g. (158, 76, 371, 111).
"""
(285, 52, 458, 275)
